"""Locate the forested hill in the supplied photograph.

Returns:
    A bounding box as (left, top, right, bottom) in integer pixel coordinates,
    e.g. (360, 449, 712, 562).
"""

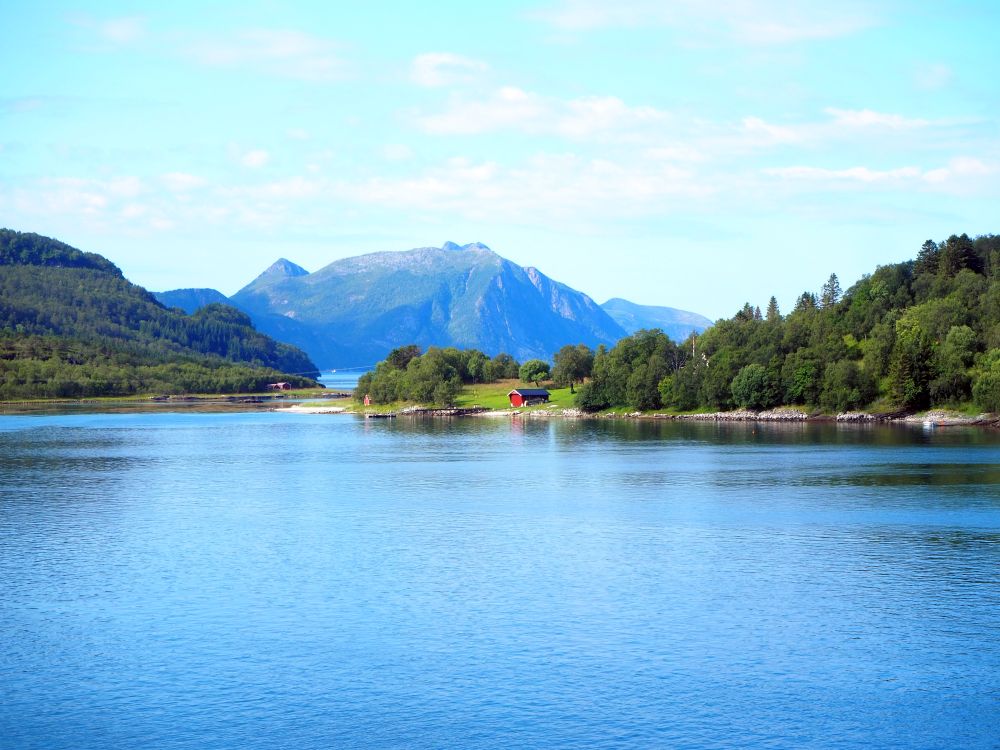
(578, 233, 1000, 414)
(0, 229, 320, 399)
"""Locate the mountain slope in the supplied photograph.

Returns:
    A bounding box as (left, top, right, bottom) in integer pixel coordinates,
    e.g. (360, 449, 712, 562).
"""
(231, 242, 629, 365)
(602, 298, 713, 341)
(0, 229, 320, 398)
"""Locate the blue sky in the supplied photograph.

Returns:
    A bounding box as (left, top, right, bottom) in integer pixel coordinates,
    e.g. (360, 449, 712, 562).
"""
(1, 0, 997, 320)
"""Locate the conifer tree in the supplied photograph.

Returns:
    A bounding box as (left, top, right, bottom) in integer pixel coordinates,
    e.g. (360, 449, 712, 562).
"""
(765, 296, 780, 322)
(820, 273, 841, 308)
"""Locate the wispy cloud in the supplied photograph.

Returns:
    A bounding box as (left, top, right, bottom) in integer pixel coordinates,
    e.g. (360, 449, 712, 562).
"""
(161, 172, 207, 192)
(97, 16, 146, 44)
(415, 86, 670, 140)
(240, 149, 270, 168)
(763, 165, 921, 183)
(411, 53, 489, 87)
(764, 157, 996, 192)
(68, 14, 147, 47)
(824, 108, 931, 130)
(381, 144, 414, 161)
(182, 29, 347, 81)
(532, 0, 876, 44)
(341, 153, 707, 223)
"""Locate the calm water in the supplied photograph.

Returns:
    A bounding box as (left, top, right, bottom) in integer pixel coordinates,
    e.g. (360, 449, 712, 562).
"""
(1, 413, 998, 750)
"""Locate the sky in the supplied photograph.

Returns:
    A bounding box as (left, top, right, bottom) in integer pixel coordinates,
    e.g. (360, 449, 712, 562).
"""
(1, 0, 998, 321)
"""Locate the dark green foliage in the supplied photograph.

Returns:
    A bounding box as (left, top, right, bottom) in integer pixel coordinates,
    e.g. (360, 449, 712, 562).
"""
(575, 330, 685, 412)
(0, 231, 320, 398)
(491, 352, 520, 379)
(0, 228, 121, 275)
(551, 344, 594, 389)
(386, 344, 422, 371)
(519, 359, 550, 385)
(731, 364, 779, 410)
(972, 349, 1000, 411)
(819, 360, 876, 412)
(580, 233, 1000, 414)
(355, 345, 521, 406)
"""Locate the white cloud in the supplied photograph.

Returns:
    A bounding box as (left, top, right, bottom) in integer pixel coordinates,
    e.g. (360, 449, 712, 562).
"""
(741, 116, 803, 144)
(644, 145, 704, 162)
(763, 158, 998, 193)
(183, 29, 346, 82)
(286, 128, 310, 141)
(764, 165, 921, 183)
(922, 157, 993, 185)
(68, 14, 146, 47)
(533, 0, 875, 44)
(340, 153, 707, 223)
(98, 16, 146, 44)
(411, 53, 489, 87)
(382, 144, 414, 161)
(241, 150, 270, 168)
(120, 203, 147, 219)
(161, 172, 206, 192)
(416, 86, 670, 140)
(824, 108, 931, 130)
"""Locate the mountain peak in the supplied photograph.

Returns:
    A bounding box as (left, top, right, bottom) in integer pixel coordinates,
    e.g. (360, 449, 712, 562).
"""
(263, 258, 309, 278)
(442, 241, 492, 253)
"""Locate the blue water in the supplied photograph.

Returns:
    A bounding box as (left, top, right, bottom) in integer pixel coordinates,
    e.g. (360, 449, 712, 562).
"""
(1, 413, 998, 749)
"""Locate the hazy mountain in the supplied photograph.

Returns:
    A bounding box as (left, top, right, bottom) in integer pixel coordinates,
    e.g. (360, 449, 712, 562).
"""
(231, 242, 629, 367)
(601, 298, 713, 341)
(154, 287, 231, 314)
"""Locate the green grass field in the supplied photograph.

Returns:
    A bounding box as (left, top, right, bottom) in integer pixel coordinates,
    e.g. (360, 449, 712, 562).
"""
(347, 380, 577, 412)
(454, 380, 575, 410)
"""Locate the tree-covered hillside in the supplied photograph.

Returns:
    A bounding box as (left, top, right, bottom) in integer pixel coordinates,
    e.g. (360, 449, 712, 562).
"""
(579, 233, 1000, 414)
(0, 229, 320, 399)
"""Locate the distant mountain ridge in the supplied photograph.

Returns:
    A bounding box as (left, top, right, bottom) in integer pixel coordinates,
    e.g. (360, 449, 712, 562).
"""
(155, 288, 231, 314)
(230, 241, 630, 366)
(601, 298, 713, 341)
(156, 242, 712, 367)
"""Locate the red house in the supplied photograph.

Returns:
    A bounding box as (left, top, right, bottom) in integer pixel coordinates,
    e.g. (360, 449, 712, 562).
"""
(508, 388, 550, 407)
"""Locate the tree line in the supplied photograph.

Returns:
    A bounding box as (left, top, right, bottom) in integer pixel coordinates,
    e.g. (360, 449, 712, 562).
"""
(357, 232, 1000, 414)
(582, 233, 1000, 413)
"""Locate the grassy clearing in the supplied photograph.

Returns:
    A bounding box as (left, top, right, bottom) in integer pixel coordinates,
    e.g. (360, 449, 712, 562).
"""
(455, 380, 575, 410)
(344, 380, 578, 412)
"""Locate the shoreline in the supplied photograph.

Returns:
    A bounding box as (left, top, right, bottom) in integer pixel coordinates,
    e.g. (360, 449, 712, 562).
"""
(285, 402, 1000, 428)
(3, 397, 997, 428)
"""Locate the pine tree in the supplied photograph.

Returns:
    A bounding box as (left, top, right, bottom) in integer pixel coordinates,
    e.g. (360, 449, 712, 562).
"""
(914, 239, 940, 275)
(765, 296, 780, 322)
(820, 273, 841, 308)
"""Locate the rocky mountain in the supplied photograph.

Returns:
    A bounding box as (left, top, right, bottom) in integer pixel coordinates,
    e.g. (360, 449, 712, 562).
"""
(601, 297, 713, 341)
(155, 287, 231, 314)
(230, 242, 629, 367)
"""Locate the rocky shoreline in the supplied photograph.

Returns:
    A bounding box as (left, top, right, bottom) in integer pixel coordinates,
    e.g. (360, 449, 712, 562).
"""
(332, 404, 999, 427)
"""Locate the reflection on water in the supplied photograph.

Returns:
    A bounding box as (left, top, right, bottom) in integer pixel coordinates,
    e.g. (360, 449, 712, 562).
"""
(1, 413, 998, 750)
